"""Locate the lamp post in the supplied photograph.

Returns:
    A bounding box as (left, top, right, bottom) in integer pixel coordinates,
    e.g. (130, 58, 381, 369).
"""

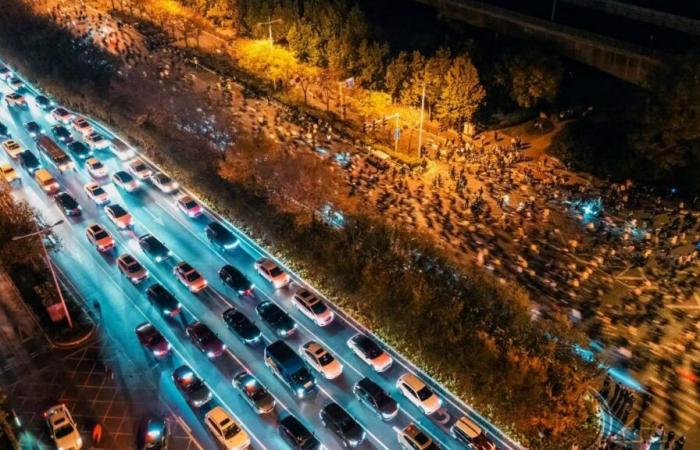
(256, 17, 282, 90)
(12, 219, 72, 328)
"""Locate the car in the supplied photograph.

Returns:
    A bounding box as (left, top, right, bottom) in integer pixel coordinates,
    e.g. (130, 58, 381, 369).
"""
(34, 94, 53, 111)
(35, 168, 60, 194)
(146, 284, 182, 317)
(51, 124, 73, 143)
(112, 138, 135, 160)
(85, 223, 115, 252)
(292, 289, 334, 327)
(68, 141, 92, 160)
(396, 373, 442, 415)
(8, 77, 24, 91)
(254, 258, 290, 289)
(83, 182, 110, 205)
(0, 121, 9, 138)
(233, 372, 275, 414)
(172, 365, 211, 408)
(0, 65, 11, 80)
(353, 377, 400, 421)
(4, 92, 26, 107)
(150, 172, 179, 193)
(117, 253, 149, 284)
(205, 221, 239, 250)
(397, 423, 440, 450)
(173, 261, 208, 292)
(1, 164, 20, 185)
(176, 195, 202, 218)
(256, 301, 296, 337)
(51, 107, 73, 124)
(71, 117, 93, 136)
(55, 191, 82, 216)
(135, 322, 171, 357)
(3, 139, 23, 159)
(136, 416, 168, 450)
(24, 121, 42, 137)
(278, 415, 321, 450)
(112, 170, 139, 192)
(128, 158, 153, 180)
(320, 402, 366, 448)
(186, 321, 226, 358)
(137, 234, 171, 262)
(223, 307, 261, 344)
(219, 265, 254, 297)
(105, 203, 133, 229)
(85, 132, 111, 150)
(44, 404, 83, 450)
(300, 341, 343, 380)
(18, 150, 41, 174)
(347, 334, 392, 372)
(450, 416, 497, 450)
(85, 157, 107, 178)
(204, 406, 250, 450)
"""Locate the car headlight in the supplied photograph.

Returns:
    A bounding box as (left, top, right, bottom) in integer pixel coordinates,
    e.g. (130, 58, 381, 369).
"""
(296, 388, 305, 398)
(207, 351, 215, 357)
(155, 256, 163, 262)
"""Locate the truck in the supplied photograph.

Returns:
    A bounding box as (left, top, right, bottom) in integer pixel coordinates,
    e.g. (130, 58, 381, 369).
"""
(36, 135, 74, 172)
(264, 340, 316, 398)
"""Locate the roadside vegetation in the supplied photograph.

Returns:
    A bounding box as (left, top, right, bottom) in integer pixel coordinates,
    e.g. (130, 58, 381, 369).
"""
(0, 2, 601, 447)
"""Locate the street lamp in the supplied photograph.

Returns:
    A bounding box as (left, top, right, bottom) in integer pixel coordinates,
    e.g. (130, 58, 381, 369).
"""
(12, 219, 73, 328)
(256, 17, 282, 90)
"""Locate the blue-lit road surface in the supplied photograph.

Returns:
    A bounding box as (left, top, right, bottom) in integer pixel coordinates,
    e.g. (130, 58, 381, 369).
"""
(0, 58, 525, 450)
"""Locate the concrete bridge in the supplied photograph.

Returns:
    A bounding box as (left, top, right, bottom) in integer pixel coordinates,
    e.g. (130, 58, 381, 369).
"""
(415, 0, 662, 85)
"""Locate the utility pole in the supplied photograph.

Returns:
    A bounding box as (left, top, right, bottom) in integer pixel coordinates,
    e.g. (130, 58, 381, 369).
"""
(417, 80, 426, 159)
(256, 17, 283, 90)
(382, 113, 401, 153)
(550, 0, 558, 21)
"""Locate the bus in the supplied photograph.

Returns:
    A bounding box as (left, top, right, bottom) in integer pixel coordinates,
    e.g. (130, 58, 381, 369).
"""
(36, 135, 75, 172)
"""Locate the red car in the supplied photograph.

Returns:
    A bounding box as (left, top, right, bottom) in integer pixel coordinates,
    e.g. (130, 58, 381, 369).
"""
(135, 322, 171, 357)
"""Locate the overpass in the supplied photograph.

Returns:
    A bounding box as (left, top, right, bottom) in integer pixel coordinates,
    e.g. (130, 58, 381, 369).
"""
(415, 0, 663, 85)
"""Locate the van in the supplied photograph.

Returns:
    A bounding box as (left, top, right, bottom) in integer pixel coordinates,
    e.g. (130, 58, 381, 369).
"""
(34, 168, 59, 194)
(264, 340, 316, 398)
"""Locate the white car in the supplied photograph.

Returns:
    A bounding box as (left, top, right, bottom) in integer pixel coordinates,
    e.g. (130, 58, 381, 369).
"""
(5, 92, 26, 107)
(71, 117, 93, 136)
(292, 289, 334, 326)
(112, 170, 139, 192)
(204, 406, 250, 450)
(177, 195, 203, 217)
(85, 132, 111, 150)
(173, 261, 208, 293)
(84, 182, 110, 205)
(86, 223, 115, 252)
(105, 203, 133, 229)
(2, 139, 23, 159)
(397, 423, 436, 450)
(151, 172, 179, 193)
(44, 404, 83, 450)
(128, 158, 153, 180)
(347, 334, 392, 373)
(300, 341, 343, 380)
(396, 373, 442, 415)
(86, 157, 108, 178)
(254, 258, 290, 289)
(51, 107, 73, 124)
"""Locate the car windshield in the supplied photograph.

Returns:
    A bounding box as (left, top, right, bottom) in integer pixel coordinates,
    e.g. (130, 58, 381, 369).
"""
(94, 230, 108, 240)
(54, 423, 75, 439)
(134, 163, 147, 171)
(222, 421, 241, 440)
(414, 432, 430, 446)
(184, 271, 199, 281)
(358, 338, 382, 358)
(93, 186, 105, 196)
(185, 200, 197, 209)
(291, 368, 311, 384)
(269, 266, 284, 277)
(317, 352, 334, 366)
(183, 378, 203, 392)
(249, 385, 267, 401)
(157, 175, 171, 184)
(118, 172, 133, 182)
(417, 386, 433, 401)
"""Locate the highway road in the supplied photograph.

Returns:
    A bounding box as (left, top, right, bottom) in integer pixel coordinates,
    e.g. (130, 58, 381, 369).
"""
(0, 57, 524, 450)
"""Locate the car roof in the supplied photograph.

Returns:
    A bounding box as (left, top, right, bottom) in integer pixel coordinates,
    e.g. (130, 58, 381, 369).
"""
(205, 406, 232, 425)
(454, 416, 482, 438)
(399, 373, 426, 390)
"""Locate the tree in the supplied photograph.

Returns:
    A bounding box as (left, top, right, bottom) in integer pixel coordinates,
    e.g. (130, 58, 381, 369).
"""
(356, 40, 389, 90)
(399, 51, 426, 106)
(435, 55, 486, 130)
(501, 49, 563, 108)
(0, 186, 42, 268)
(385, 51, 411, 103)
(295, 65, 318, 105)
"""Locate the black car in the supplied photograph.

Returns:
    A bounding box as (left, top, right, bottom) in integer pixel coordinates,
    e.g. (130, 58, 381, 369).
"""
(256, 301, 296, 337)
(146, 284, 182, 317)
(353, 377, 400, 421)
(219, 264, 254, 296)
(54, 191, 81, 216)
(0, 121, 9, 138)
(233, 372, 276, 414)
(18, 150, 41, 174)
(138, 234, 171, 262)
(222, 308, 261, 344)
(320, 402, 366, 448)
(51, 125, 73, 143)
(34, 95, 53, 111)
(278, 415, 320, 450)
(136, 416, 168, 450)
(172, 365, 211, 408)
(24, 121, 42, 138)
(204, 221, 239, 250)
(68, 141, 92, 160)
